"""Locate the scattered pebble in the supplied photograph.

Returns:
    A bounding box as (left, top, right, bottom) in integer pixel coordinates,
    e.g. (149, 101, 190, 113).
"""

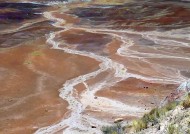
(91, 126, 96, 128)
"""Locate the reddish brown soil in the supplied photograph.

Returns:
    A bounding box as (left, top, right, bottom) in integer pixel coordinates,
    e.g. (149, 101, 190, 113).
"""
(96, 77, 178, 110)
(0, 37, 99, 134)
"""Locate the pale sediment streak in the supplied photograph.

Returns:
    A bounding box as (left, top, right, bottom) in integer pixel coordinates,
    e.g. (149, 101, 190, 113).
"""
(89, 28, 189, 83)
(44, 11, 66, 28)
(36, 28, 144, 134)
(35, 11, 145, 134)
(81, 27, 190, 41)
(116, 36, 187, 83)
(68, 26, 187, 84)
(95, 29, 187, 84)
(36, 8, 190, 133)
(44, 10, 189, 83)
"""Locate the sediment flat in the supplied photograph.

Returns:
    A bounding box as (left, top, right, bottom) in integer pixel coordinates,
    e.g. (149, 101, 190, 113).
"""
(0, 0, 190, 134)
(0, 35, 99, 134)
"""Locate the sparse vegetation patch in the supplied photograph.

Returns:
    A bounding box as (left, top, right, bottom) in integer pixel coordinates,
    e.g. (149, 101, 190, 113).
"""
(30, 51, 43, 56)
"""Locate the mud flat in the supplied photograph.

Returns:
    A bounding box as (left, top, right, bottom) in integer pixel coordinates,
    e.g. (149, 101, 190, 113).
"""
(0, 37, 100, 134)
(36, 1, 190, 132)
(96, 78, 178, 113)
(0, 2, 100, 133)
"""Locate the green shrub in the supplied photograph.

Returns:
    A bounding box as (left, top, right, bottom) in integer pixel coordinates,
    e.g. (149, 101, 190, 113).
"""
(182, 93, 190, 109)
(167, 124, 179, 134)
(168, 124, 175, 134)
(141, 107, 168, 126)
(183, 99, 190, 109)
(165, 101, 178, 111)
(130, 101, 178, 132)
(187, 129, 190, 134)
(142, 111, 158, 125)
(30, 51, 42, 56)
(102, 123, 124, 134)
(132, 119, 147, 132)
(103, 100, 181, 133)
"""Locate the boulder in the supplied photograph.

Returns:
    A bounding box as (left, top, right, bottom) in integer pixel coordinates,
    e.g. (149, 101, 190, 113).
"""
(114, 118, 124, 123)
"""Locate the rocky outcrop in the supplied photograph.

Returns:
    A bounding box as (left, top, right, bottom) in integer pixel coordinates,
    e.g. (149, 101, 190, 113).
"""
(161, 80, 190, 106)
(136, 106, 190, 134)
